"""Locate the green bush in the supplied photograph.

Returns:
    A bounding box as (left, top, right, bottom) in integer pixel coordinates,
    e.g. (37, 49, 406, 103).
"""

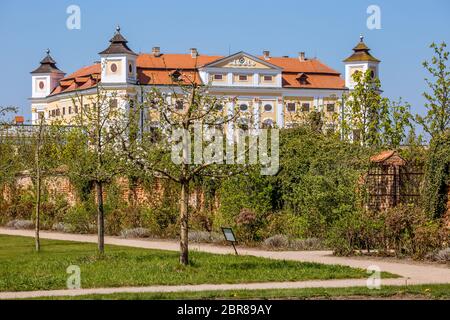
(328, 204, 447, 258)
(63, 201, 96, 234)
(422, 131, 450, 219)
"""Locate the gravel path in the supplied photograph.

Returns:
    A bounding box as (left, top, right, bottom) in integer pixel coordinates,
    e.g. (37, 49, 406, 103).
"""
(1, 228, 449, 299)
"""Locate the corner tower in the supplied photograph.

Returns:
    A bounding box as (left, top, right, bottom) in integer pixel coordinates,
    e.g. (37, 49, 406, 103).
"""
(99, 26, 137, 85)
(30, 49, 65, 123)
(343, 35, 380, 90)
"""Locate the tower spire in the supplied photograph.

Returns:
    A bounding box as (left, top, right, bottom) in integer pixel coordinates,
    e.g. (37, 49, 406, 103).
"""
(31, 49, 64, 74)
(343, 36, 380, 63)
(99, 26, 137, 55)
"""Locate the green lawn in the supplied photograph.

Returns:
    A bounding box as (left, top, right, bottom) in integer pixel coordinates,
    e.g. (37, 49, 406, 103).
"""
(0, 235, 397, 292)
(38, 284, 450, 300)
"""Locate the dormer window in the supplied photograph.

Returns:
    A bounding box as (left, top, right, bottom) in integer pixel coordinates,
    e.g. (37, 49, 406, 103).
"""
(297, 73, 309, 85)
(170, 70, 182, 82)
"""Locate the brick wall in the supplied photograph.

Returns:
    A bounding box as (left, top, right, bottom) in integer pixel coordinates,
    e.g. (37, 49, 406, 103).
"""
(2, 174, 212, 213)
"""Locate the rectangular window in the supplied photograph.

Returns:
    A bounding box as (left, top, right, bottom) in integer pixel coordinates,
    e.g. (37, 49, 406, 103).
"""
(263, 75, 273, 81)
(175, 100, 184, 110)
(84, 104, 89, 113)
(326, 103, 335, 113)
(238, 75, 248, 81)
(51, 110, 55, 117)
(301, 103, 310, 112)
(213, 74, 223, 80)
(68, 106, 72, 114)
(75, 105, 78, 114)
(62, 107, 66, 115)
(56, 109, 60, 116)
(287, 103, 296, 112)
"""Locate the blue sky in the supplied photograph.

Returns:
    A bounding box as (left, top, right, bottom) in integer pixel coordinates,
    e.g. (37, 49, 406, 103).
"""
(0, 0, 449, 123)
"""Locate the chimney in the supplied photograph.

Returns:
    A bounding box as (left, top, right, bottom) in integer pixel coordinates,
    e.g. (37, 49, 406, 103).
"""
(190, 48, 198, 58)
(15, 116, 25, 125)
(299, 52, 306, 62)
(152, 46, 161, 57)
(263, 50, 270, 60)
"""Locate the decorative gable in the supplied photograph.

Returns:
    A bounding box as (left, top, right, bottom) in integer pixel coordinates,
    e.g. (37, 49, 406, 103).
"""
(203, 52, 282, 70)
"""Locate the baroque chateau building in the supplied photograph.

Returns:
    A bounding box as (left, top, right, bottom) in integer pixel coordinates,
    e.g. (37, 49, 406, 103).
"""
(30, 27, 380, 132)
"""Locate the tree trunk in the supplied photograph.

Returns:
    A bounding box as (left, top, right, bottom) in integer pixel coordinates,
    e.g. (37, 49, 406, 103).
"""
(35, 161, 41, 252)
(96, 181, 105, 254)
(34, 121, 43, 252)
(179, 181, 189, 265)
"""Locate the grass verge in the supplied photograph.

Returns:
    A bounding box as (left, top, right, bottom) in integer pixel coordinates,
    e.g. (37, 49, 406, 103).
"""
(0, 234, 398, 292)
(37, 284, 450, 300)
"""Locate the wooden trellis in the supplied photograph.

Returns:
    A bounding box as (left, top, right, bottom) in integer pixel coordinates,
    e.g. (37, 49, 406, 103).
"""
(366, 151, 423, 211)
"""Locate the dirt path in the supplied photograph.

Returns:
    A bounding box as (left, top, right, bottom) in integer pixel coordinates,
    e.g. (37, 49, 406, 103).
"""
(0, 228, 449, 299)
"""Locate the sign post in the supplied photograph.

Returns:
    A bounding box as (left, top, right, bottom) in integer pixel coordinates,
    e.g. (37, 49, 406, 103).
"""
(221, 227, 238, 255)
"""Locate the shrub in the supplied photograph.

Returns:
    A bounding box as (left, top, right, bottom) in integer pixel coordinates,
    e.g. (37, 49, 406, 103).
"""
(4, 190, 34, 221)
(235, 208, 263, 242)
(106, 206, 144, 236)
(263, 234, 289, 249)
(140, 206, 178, 238)
(51, 222, 72, 233)
(432, 248, 450, 263)
(6, 219, 34, 230)
(120, 227, 151, 239)
(422, 131, 450, 219)
(289, 237, 324, 251)
(63, 202, 96, 234)
(327, 208, 382, 256)
(412, 220, 445, 259)
(188, 231, 223, 243)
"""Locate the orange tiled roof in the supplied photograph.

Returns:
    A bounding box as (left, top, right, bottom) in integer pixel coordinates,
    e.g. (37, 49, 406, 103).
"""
(50, 53, 345, 96)
(63, 64, 101, 80)
(282, 72, 344, 89)
(262, 57, 341, 74)
(138, 69, 202, 85)
(370, 150, 396, 163)
(137, 54, 223, 69)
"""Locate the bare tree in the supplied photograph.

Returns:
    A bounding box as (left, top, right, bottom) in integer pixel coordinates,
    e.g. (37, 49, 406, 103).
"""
(0, 106, 18, 125)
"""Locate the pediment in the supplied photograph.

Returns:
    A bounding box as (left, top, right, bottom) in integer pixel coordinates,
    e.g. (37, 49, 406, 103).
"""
(203, 52, 282, 70)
